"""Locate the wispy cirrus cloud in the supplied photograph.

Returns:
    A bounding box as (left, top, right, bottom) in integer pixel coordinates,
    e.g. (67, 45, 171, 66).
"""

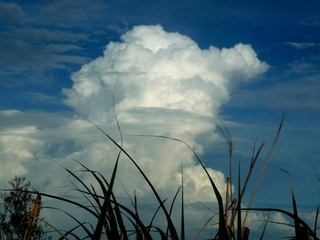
(2, 27, 90, 43)
(0, 37, 88, 70)
(0, 1, 25, 23)
(285, 41, 320, 49)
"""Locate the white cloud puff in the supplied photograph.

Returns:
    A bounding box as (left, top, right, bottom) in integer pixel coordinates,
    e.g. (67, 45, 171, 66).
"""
(63, 24, 268, 123)
(175, 165, 227, 203)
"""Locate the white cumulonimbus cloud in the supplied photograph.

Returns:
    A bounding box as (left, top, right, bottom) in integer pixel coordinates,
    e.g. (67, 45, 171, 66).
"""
(61, 24, 269, 203)
(63, 24, 268, 123)
(0, 24, 270, 237)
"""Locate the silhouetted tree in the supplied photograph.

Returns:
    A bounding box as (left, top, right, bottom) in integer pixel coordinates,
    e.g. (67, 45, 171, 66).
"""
(0, 175, 51, 240)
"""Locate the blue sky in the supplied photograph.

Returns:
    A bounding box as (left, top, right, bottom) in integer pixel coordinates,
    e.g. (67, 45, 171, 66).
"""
(1, 0, 320, 239)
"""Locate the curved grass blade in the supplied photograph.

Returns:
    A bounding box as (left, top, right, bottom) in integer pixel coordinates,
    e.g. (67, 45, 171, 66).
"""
(195, 216, 215, 240)
(93, 83, 124, 239)
(99, 174, 129, 239)
(109, 199, 153, 239)
(57, 225, 82, 240)
(237, 159, 242, 240)
(314, 205, 319, 240)
(227, 143, 265, 233)
(147, 198, 167, 234)
(269, 163, 305, 239)
(126, 134, 228, 240)
(150, 226, 167, 239)
(240, 142, 265, 201)
(71, 159, 122, 239)
(214, 118, 234, 203)
(165, 185, 182, 238)
(37, 217, 72, 240)
(243, 207, 319, 239)
(92, 150, 121, 239)
(90, 122, 179, 239)
(243, 115, 285, 228)
(44, 206, 94, 238)
(259, 213, 269, 240)
(180, 162, 185, 240)
(73, 160, 129, 239)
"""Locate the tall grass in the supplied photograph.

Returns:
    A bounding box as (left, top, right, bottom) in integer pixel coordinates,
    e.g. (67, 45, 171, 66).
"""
(4, 116, 320, 239)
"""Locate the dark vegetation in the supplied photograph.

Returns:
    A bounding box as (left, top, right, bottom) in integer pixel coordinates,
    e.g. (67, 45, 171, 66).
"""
(1, 116, 319, 239)
(0, 176, 51, 240)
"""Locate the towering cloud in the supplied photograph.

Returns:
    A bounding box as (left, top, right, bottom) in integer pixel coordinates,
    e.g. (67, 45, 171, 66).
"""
(64, 25, 268, 123)
(62, 24, 269, 202)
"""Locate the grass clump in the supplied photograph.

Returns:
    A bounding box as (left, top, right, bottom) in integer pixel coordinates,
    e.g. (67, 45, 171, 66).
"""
(2, 116, 319, 239)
